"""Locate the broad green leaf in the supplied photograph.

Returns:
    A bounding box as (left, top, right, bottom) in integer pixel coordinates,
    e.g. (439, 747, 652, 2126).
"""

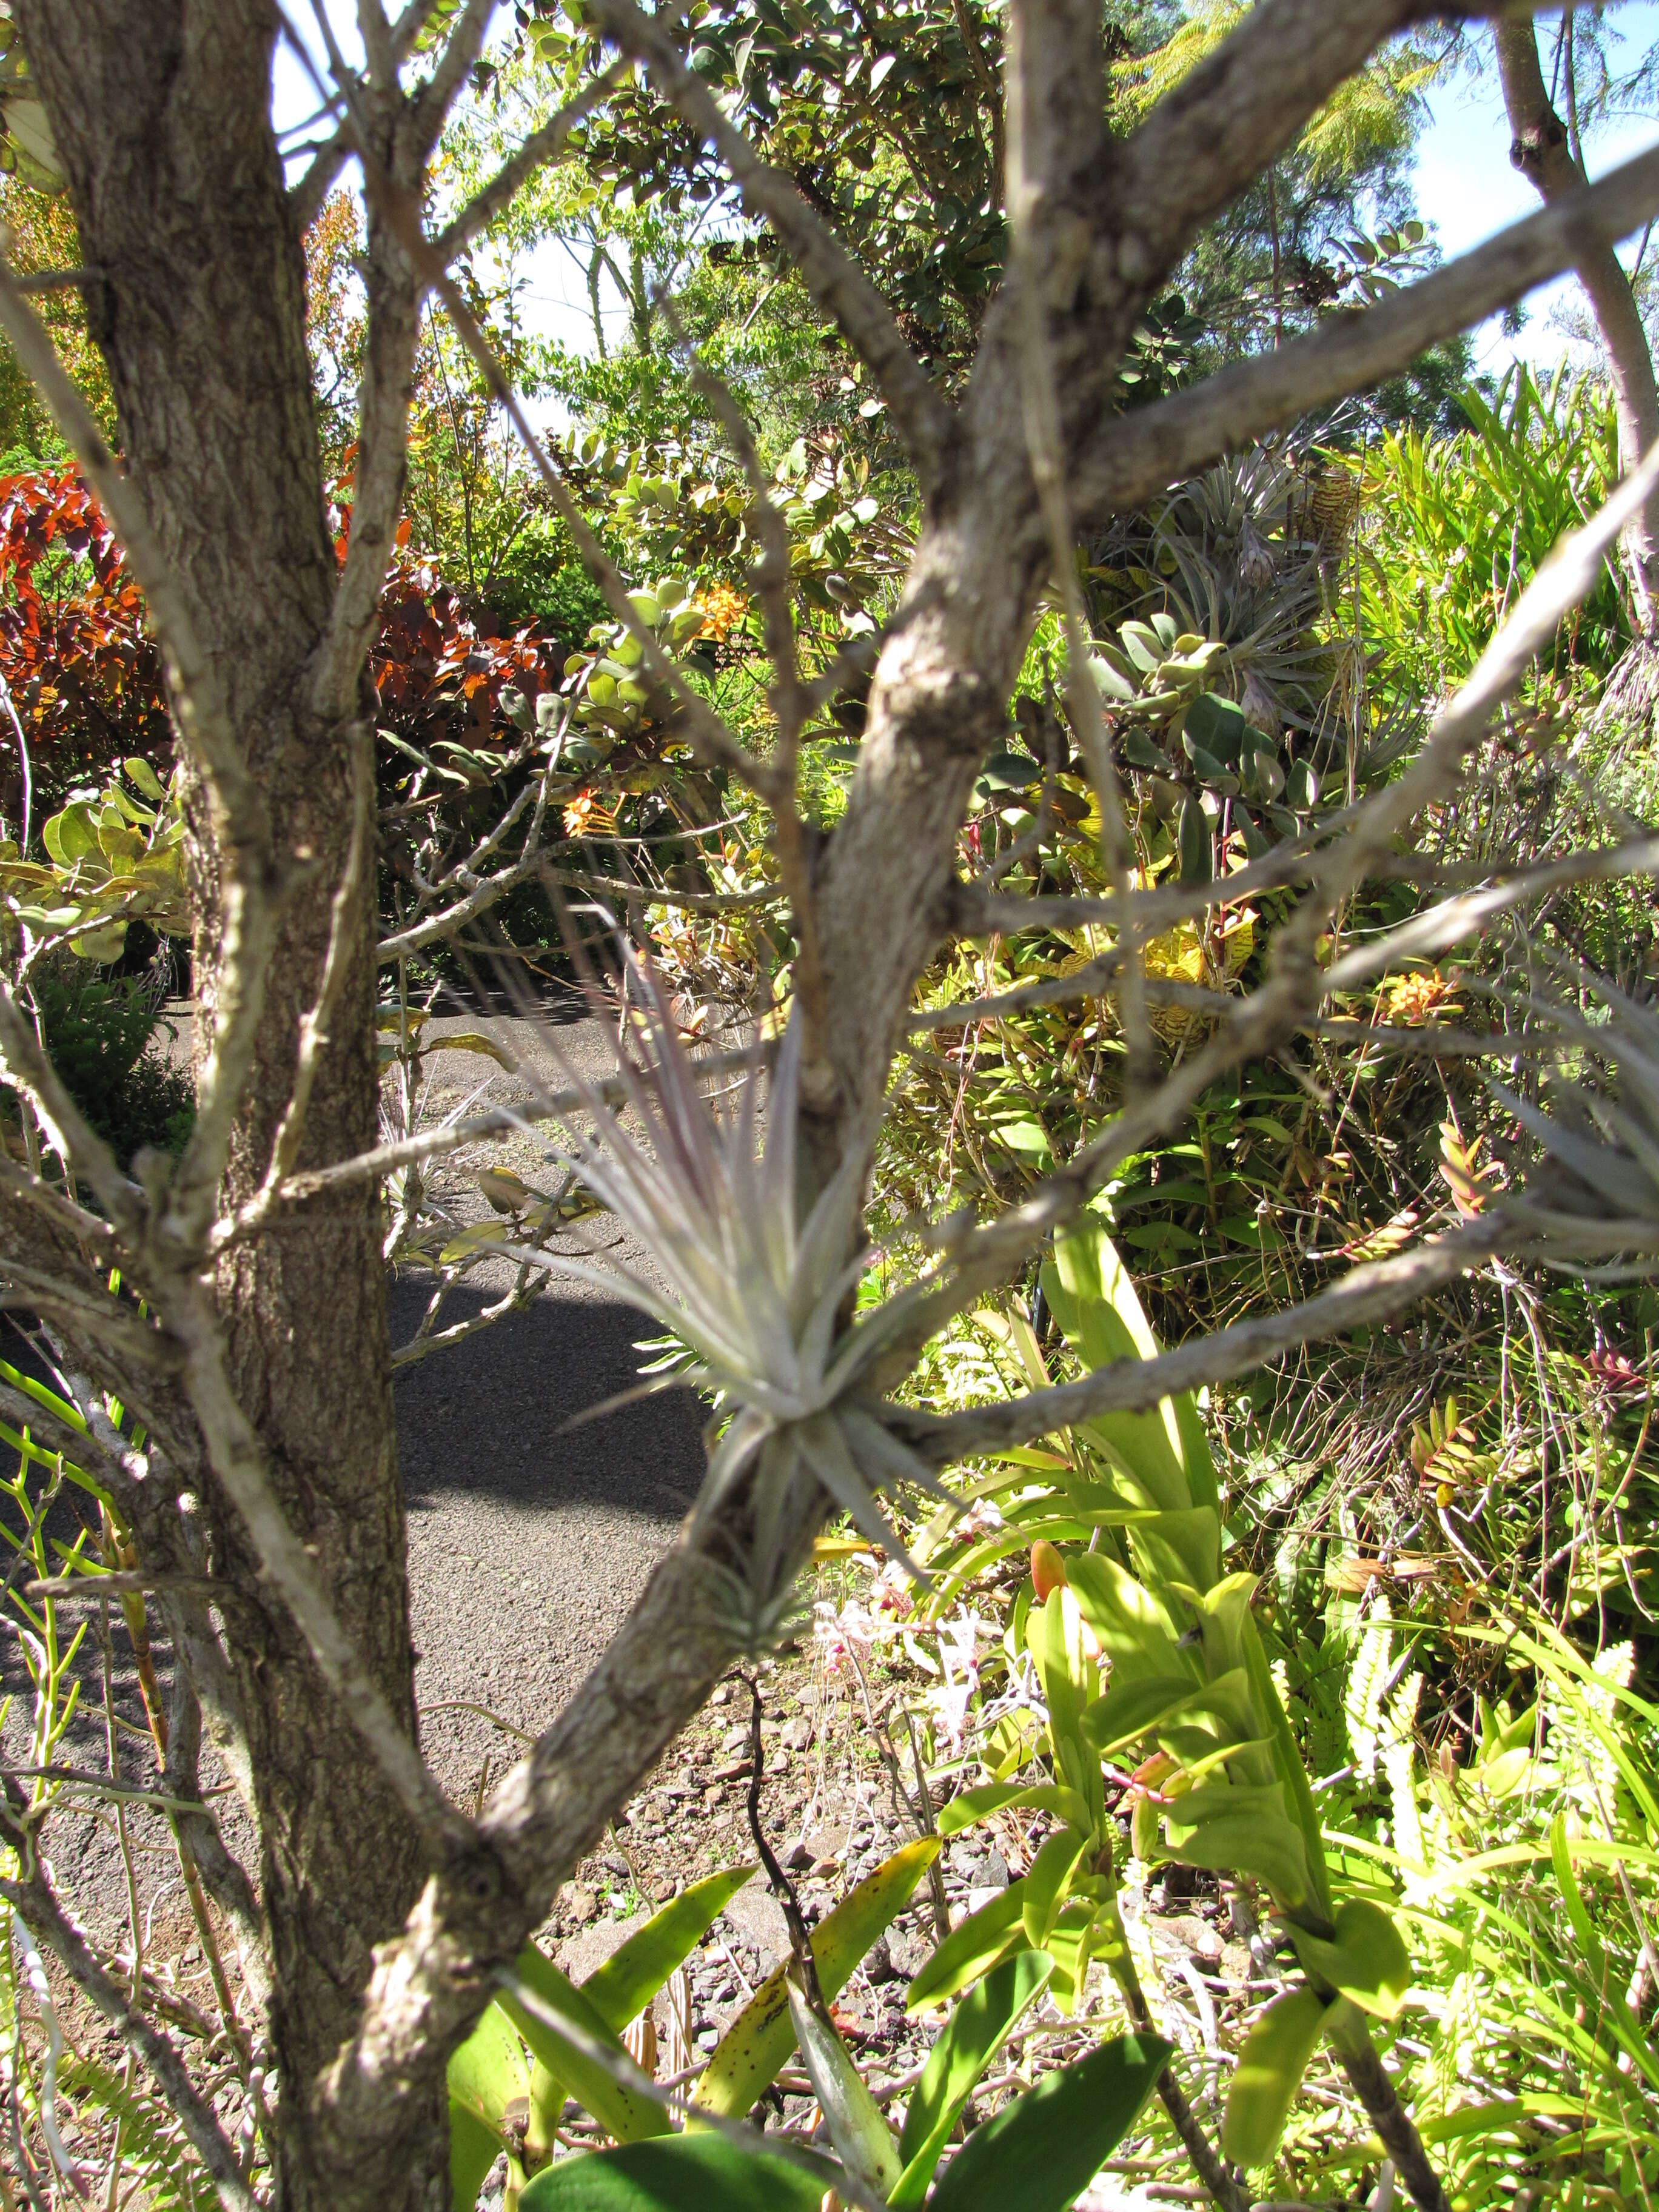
(447, 1999, 528, 2138)
(1065, 1552, 1186, 1683)
(1022, 1828, 1088, 1948)
(907, 1883, 1028, 2011)
(694, 1837, 938, 2117)
(527, 1865, 758, 2159)
(1287, 1899, 1413, 2020)
(927, 2032, 1170, 2212)
(1043, 1898, 1108, 2015)
(501, 1947, 668, 2143)
(1131, 1506, 1222, 1596)
(893, 1951, 1054, 2206)
(518, 2134, 831, 2212)
(1222, 1986, 1328, 2168)
(1082, 1669, 1250, 1759)
(121, 756, 166, 800)
(450, 2102, 506, 2212)
(1026, 1588, 1097, 1784)
(1161, 1792, 1311, 1908)
(43, 801, 98, 866)
(585, 1866, 756, 2031)
(938, 1781, 1090, 1838)
(786, 1965, 902, 2199)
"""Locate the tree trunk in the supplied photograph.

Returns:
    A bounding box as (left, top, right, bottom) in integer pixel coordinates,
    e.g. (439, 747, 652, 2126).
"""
(15, 8, 441, 2205)
(1493, 16, 1659, 635)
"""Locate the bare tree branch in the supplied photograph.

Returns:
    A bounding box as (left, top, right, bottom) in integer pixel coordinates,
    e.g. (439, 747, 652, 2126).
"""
(897, 1216, 1515, 1464)
(1004, 0, 1151, 1077)
(408, 0, 497, 152)
(1081, 141, 1659, 519)
(351, 147, 775, 797)
(435, 61, 628, 264)
(1113, 0, 1424, 273)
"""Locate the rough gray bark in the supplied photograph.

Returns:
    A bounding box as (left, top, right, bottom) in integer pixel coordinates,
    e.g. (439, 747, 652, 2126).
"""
(1494, 13, 1659, 632)
(12, 6, 435, 2205)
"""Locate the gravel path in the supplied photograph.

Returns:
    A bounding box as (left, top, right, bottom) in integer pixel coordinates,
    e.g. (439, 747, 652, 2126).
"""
(395, 1008, 710, 1805)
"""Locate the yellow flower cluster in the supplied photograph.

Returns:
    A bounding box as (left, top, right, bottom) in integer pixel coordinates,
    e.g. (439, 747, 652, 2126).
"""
(691, 582, 748, 643)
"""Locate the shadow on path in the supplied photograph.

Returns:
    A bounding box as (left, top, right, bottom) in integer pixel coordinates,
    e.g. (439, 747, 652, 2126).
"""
(390, 1273, 708, 1797)
(391, 1275, 705, 1519)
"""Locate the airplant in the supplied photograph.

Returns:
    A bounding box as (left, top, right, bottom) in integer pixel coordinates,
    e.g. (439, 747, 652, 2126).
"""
(1495, 960, 1659, 1241)
(515, 954, 956, 1617)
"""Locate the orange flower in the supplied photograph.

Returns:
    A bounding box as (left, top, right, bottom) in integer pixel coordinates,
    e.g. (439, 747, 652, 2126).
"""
(562, 788, 615, 838)
(691, 582, 748, 643)
(1379, 970, 1461, 1026)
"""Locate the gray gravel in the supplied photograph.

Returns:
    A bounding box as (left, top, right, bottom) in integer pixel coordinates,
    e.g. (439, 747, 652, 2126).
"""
(395, 1007, 711, 1804)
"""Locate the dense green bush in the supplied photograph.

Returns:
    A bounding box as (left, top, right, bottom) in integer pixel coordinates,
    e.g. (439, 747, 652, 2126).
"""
(27, 962, 193, 1165)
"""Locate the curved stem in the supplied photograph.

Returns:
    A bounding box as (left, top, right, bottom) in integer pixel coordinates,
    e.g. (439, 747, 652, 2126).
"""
(1323, 2004, 1449, 2212)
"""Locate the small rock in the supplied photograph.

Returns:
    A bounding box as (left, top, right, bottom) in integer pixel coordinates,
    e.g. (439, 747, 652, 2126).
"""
(967, 1885, 1005, 1917)
(650, 1876, 678, 1905)
(864, 1932, 897, 1983)
(696, 2028, 720, 2051)
(781, 1717, 814, 1751)
(976, 1851, 1010, 1891)
(600, 1853, 631, 1879)
(781, 1840, 814, 1871)
(722, 1726, 749, 1754)
(711, 1684, 732, 1706)
(1191, 1929, 1224, 1968)
(721, 1877, 791, 1971)
(563, 1886, 597, 1926)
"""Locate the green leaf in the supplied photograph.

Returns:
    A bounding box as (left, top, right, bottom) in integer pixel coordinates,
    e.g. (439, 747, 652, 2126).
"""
(1022, 1829, 1088, 1947)
(1222, 1986, 1328, 2168)
(907, 1884, 1028, 2011)
(449, 2103, 506, 2212)
(1184, 692, 1245, 763)
(1285, 759, 1319, 811)
(518, 2134, 831, 2212)
(1159, 1801, 1311, 1908)
(979, 748, 1042, 791)
(1178, 794, 1213, 884)
(122, 756, 166, 801)
(1065, 1552, 1186, 1683)
(42, 800, 98, 866)
(786, 1965, 902, 2199)
(1082, 1673, 1210, 1758)
(694, 1838, 938, 2117)
(892, 1952, 1054, 2207)
(500, 1948, 668, 2144)
(585, 1866, 756, 2031)
(1120, 729, 1173, 773)
(1242, 1621, 1333, 1923)
(447, 1999, 528, 2139)
(1027, 1587, 1095, 1775)
(927, 2033, 1170, 2212)
(1287, 1899, 1412, 2020)
(937, 1781, 1091, 1838)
